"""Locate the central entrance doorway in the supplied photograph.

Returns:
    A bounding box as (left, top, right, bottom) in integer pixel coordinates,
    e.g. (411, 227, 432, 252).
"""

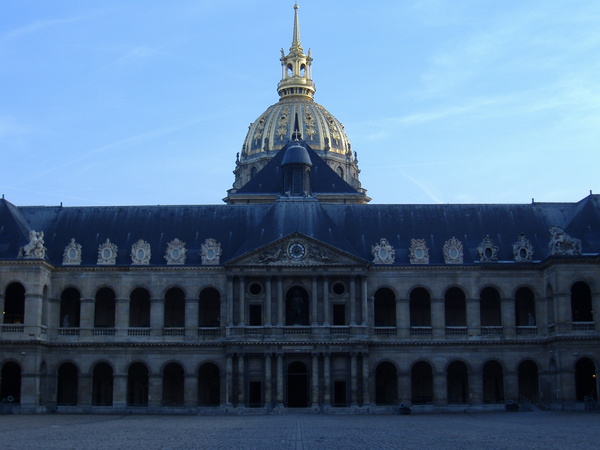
(286, 361, 309, 407)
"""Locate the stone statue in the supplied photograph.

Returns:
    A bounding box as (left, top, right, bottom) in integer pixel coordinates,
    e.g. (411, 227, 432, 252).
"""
(19, 230, 46, 259)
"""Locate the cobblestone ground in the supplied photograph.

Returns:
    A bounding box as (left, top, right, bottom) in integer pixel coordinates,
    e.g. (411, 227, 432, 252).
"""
(0, 411, 598, 449)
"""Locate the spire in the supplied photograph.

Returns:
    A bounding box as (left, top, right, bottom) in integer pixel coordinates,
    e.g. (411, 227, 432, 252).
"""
(277, 3, 316, 100)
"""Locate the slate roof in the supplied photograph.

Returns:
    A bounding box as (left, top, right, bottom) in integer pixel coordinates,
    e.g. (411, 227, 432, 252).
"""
(2, 195, 600, 266)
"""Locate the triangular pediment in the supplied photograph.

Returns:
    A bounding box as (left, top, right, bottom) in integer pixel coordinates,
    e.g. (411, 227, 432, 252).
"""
(225, 232, 367, 267)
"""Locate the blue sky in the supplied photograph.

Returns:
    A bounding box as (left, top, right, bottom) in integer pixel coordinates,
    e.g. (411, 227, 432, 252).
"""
(2, 1, 599, 206)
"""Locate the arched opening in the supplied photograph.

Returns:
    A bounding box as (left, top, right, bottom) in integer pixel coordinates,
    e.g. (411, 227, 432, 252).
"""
(56, 362, 78, 405)
(447, 361, 469, 404)
(92, 362, 113, 406)
(162, 362, 184, 406)
(410, 287, 431, 327)
(445, 287, 466, 327)
(164, 287, 185, 328)
(518, 360, 539, 401)
(39, 361, 48, 407)
(4, 282, 25, 324)
(300, 64, 306, 77)
(59, 287, 80, 328)
(287, 64, 293, 77)
(129, 288, 150, 328)
(546, 284, 555, 329)
(286, 361, 309, 407)
(336, 166, 344, 179)
(94, 287, 115, 328)
(482, 360, 504, 403)
(127, 362, 149, 406)
(0, 361, 21, 404)
(198, 363, 220, 406)
(199, 287, 220, 327)
(571, 282, 593, 323)
(250, 166, 258, 178)
(286, 287, 309, 326)
(575, 358, 597, 401)
(375, 362, 398, 405)
(374, 288, 396, 327)
(480, 287, 501, 326)
(515, 287, 536, 326)
(411, 361, 433, 404)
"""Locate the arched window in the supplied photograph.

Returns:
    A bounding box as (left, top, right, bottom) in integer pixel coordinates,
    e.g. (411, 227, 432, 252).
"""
(198, 362, 221, 406)
(571, 282, 593, 323)
(375, 362, 398, 405)
(285, 287, 309, 326)
(250, 166, 257, 178)
(199, 287, 220, 327)
(59, 287, 80, 328)
(518, 360, 539, 400)
(515, 287, 536, 326)
(94, 287, 115, 328)
(127, 362, 149, 406)
(287, 64, 293, 77)
(445, 287, 466, 327)
(164, 287, 185, 328)
(300, 64, 306, 77)
(3, 282, 25, 324)
(409, 287, 431, 327)
(411, 361, 433, 404)
(56, 362, 78, 406)
(575, 358, 597, 401)
(482, 360, 504, 403)
(336, 166, 344, 179)
(374, 288, 396, 327)
(92, 362, 113, 406)
(447, 361, 469, 404)
(129, 288, 150, 328)
(162, 362, 184, 405)
(480, 287, 501, 327)
(0, 361, 21, 404)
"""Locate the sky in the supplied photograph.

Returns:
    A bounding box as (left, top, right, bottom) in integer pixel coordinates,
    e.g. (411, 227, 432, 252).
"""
(1, 0, 599, 207)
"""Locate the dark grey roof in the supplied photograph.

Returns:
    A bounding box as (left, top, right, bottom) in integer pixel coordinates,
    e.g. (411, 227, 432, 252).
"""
(2, 195, 600, 266)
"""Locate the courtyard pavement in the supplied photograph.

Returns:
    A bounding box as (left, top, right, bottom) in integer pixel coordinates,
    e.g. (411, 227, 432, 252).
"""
(0, 411, 598, 449)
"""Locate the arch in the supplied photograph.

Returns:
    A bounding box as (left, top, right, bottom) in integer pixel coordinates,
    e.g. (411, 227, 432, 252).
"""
(162, 362, 184, 406)
(479, 286, 501, 326)
(409, 287, 431, 327)
(92, 362, 113, 406)
(39, 361, 48, 407)
(250, 166, 258, 178)
(374, 287, 396, 327)
(57, 362, 78, 405)
(445, 287, 466, 327)
(1, 361, 21, 404)
(4, 282, 25, 324)
(575, 358, 597, 401)
(411, 361, 433, 404)
(546, 284, 555, 327)
(199, 287, 221, 327)
(515, 287, 536, 326)
(198, 362, 220, 406)
(447, 361, 469, 404)
(285, 287, 309, 326)
(127, 362, 149, 406)
(518, 360, 539, 400)
(571, 281, 593, 323)
(336, 166, 344, 179)
(94, 287, 116, 328)
(482, 360, 504, 403)
(286, 361, 309, 407)
(375, 361, 398, 405)
(59, 287, 81, 327)
(164, 287, 185, 328)
(129, 287, 150, 327)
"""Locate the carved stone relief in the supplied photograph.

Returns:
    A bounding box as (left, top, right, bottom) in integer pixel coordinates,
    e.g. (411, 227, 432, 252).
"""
(131, 239, 151, 265)
(18, 230, 46, 259)
(372, 238, 395, 264)
(62, 238, 82, 265)
(97, 239, 117, 265)
(548, 226, 581, 256)
(277, 106, 290, 141)
(304, 106, 316, 140)
(409, 238, 429, 264)
(165, 238, 186, 265)
(513, 233, 534, 262)
(201, 238, 222, 265)
(477, 236, 498, 262)
(443, 237, 463, 264)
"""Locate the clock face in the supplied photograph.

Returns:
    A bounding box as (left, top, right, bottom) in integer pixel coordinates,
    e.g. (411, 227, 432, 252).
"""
(288, 242, 306, 260)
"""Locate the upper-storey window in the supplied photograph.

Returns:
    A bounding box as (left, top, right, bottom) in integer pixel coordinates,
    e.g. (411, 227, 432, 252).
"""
(94, 287, 116, 328)
(445, 287, 466, 327)
(515, 287, 536, 326)
(60, 287, 81, 328)
(571, 281, 593, 322)
(374, 287, 396, 327)
(129, 288, 150, 328)
(3, 282, 25, 324)
(480, 287, 501, 327)
(409, 287, 431, 327)
(199, 287, 220, 327)
(164, 287, 185, 328)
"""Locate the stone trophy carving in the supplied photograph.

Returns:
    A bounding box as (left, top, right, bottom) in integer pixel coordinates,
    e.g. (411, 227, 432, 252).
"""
(548, 226, 581, 256)
(372, 238, 395, 264)
(165, 238, 186, 265)
(477, 236, 499, 262)
(309, 245, 333, 262)
(18, 230, 46, 259)
(409, 238, 429, 264)
(443, 237, 463, 264)
(258, 247, 283, 264)
(201, 238, 222, 265)
(513, 233, 534, 262)
(97, 239, 118, 265)
(131, 239, 151, 265)
(62, 238, 82, 265)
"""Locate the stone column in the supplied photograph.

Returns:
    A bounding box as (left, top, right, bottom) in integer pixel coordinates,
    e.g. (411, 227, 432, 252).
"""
(265, 277, 272, 326)
(398, 371, 411, 405)
(238, 277, 245, 326)
(184, 373, 198, 407)
(433, 370, 447, 406)
(277, 278, 284, 326)
(350, 353, 358, 406)
(150, 297, 164, 336)
(361, 277, 368, 325)
(501, 297, 516, 338)
(593, 289, 600, 333)
(113, 373, 127, 409)
(79, 297, 94, 337)
(148, 374, 162, 408)
(350, 277, 357, 325)
(504, 370, 518, 403)
(311, 277, 318, 325)
(24, 292, 43, 338)
(276, 353, 284, 406)
(227, 277, 234, 326)
(77, 373, 92, 408)
(225, 354, 233, 406)
(311, 352, 319, 407)
(431, 297, 445, 338)
(323, 277, 330, 325)
(237, 354, 245, 406)
(323, 353, 331, 406)
(115, 297, 129, 336)
(468, 369, 482, 405)
(362, 353, 370, 406)
(397, 297, 410, 338)
(466, 297, 480, 337)
(264, 353, 272, 406)
(185, 296, 199, 339)
(555, 292, 571, 334)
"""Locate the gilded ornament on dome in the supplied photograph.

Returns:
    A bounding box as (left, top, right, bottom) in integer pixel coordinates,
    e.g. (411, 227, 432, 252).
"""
(277, 107, 290, 140)
(253, 116, 266, 143)
(304, 106, 316, 140)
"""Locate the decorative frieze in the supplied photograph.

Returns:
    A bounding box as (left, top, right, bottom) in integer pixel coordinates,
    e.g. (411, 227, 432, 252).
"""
(201, 238, 222, 265)
(513, 233, 534, 262)
(371, 238, 395, 264)
(548, 226, 581, 256)
(18, 230, 46, 259)
(443, 237, 463, 264)
(131, 239, 151, 265)
(165, 238, 186, 265)
(62, 238, 82, 265)
(97, 239, 118, 265)
(409, 238, 429, 264)
(477, 236, 498, 262)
